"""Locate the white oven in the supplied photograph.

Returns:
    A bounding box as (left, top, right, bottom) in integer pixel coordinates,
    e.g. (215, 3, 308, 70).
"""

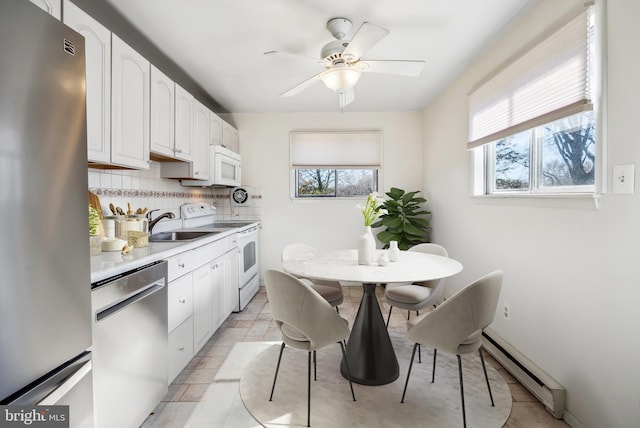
(182, 145, 241, 187)
(237, 224, 260, 311)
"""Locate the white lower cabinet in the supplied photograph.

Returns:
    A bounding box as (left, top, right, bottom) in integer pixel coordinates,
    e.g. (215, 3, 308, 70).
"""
(166, 235, 239, 379)
(168, 317, 194, 383)
(192, 263, 214, 352)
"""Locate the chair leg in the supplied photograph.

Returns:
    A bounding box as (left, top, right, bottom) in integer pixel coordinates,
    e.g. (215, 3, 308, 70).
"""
(313, 350, 317, 381)
(457, 355, 467, 428)
(338, 341, 356, 401)
(386, 306, 393, 328)
(407, 309, 411, 320)
(479, 348, 495, 406)
(307, 351, 311, 427)
(335, 306, 340, 313)
(401, 343, 419, 403)
(418, 344, 422, 363)
(431, 348, 437, 383)
(269, 342, 285, 401)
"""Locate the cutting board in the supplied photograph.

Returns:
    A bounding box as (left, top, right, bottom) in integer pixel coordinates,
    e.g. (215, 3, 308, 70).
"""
(88, 190, 103, 219)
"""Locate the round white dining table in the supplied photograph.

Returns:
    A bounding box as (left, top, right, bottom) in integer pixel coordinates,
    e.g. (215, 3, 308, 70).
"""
(282, 248, 463, 386)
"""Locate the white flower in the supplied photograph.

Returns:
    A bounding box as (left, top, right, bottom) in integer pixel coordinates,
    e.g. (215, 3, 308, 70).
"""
(358, 192, 385, 226)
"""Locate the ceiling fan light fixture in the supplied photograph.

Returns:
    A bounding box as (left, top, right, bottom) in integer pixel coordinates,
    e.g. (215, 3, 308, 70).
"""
(321, 67, 362, 92)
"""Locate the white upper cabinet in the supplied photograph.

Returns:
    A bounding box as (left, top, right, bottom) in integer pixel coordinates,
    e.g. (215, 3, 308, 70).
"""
(63, 0, 111, 164)
(150, 65, 175, 159)
(174, 84, 195, 162)
(29, 0, 61, 19)
(222, 121, 239, 154)
(111, 34, 150, 169)
(209, 112, 223, 146)
(192, 99, 210, 180)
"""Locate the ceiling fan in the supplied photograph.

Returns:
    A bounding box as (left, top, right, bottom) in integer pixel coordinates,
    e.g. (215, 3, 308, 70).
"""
(266, 18, 425, 109)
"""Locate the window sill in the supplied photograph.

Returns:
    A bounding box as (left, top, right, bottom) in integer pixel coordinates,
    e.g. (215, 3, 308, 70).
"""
(471, 192, 601, 209)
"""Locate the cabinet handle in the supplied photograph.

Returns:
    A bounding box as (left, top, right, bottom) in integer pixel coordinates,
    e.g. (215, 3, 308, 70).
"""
(177, 149, 183, 153)
(194, 172, 199, 175)
(179, 299, 186, 303)
(178, 263, 185, 268)
(178, 347, 185, 351)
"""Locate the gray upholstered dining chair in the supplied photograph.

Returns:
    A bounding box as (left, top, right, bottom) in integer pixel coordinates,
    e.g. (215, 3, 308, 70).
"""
(264, 269, 356, 427)
(400, 270, 503, 428)
(385, 243, 449, 326)
(282, 244, 344, 311)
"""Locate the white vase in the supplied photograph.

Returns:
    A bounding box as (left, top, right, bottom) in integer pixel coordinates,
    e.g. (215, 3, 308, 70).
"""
(358, 226, 376, 265)
(388, 240, 400, 262)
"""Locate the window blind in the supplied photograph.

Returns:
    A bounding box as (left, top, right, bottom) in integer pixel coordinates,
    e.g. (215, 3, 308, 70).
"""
(290, 131, 382, 168)
(468, 7, 592, 149)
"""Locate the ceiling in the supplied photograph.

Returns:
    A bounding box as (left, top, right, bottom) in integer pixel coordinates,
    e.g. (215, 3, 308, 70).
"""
(104, 0, 535, 113)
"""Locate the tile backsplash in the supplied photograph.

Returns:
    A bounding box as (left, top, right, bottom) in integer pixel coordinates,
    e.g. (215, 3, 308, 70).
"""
(88, 162, 262, 222)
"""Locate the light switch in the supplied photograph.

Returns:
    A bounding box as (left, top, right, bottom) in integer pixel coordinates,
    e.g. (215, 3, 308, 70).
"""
(613, 164, 635, 194)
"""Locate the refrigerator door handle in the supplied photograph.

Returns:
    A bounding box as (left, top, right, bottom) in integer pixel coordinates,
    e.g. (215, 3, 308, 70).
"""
(37, 360, 92, 406)
(3, 351, 91, 405)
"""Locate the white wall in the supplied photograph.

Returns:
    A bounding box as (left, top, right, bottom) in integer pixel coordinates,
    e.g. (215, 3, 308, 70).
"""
(421, 0, 640, 426)
(233, 112, 423, 276)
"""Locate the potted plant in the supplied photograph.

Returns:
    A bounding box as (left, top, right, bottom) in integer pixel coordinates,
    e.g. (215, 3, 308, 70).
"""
(89, 205, 102, 256)
(371, 187, 430, 250)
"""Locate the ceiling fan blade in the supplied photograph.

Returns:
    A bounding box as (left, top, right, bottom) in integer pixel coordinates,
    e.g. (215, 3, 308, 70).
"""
(357, 60, 425, 77)
(339, 88, 355, 109)
(342, 22, 389, 61)
(280, 72, 324, 97)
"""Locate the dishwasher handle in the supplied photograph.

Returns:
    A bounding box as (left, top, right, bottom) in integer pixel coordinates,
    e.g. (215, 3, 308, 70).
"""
(96, 280, 165, 323)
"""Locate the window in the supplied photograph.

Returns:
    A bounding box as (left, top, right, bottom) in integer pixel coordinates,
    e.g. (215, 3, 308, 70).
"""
(290, 131, 382, 198)
(469, 6, 598, 196)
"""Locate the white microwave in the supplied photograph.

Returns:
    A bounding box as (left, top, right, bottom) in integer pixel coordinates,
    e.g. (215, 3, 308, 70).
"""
(182, 145, 241, 187)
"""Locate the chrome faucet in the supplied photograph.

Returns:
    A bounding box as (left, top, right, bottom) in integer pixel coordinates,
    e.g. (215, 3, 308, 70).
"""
(147, 210, 176, 234)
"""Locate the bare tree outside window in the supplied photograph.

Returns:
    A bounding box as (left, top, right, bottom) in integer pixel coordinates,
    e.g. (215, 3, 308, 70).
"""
(491, 111, 595, 192)
(296, 169, 377, 197)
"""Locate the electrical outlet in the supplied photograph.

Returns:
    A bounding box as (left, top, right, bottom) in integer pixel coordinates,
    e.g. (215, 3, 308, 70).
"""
(503, 304, 510, 320)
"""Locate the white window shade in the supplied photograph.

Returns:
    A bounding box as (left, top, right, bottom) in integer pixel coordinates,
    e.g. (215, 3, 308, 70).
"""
(468, 8, 592, 149)
(290, 131, 382, 168)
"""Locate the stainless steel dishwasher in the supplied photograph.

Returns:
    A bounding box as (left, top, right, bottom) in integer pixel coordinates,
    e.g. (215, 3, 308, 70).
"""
(91, 261, 168, 428)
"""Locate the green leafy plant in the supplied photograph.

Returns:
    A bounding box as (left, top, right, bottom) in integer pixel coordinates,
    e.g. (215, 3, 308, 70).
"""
(89, 205, 101, 235)
(371, 187, 430, 250)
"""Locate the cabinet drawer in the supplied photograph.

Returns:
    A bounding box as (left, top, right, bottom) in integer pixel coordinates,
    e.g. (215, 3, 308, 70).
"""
(192, 239, 226, 268)
(168, 273, 193, 332)
(225, 233, 238, 251)
(167, 251, 194, 281)
(168, 316, 194, 384)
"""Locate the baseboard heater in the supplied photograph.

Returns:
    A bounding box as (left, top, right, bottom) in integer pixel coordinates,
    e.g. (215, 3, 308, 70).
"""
(481, 328, 566, 419)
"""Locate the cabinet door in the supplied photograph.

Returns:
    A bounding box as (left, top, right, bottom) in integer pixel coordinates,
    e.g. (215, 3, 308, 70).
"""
(111, 34, 150, 169)
(192, 99, 210, 180)
(211, 256, 227, 331)
(192, 264, 213, 353)
(174, 85, 194, 162)
(168, 316, 194, 384)
(226, 250, 239, 315)
(150, 65, 175, 158)
(209, 112, 223, 146)
(63, 0, 111, 164)
(29, 0, 61, 19)
(168, 273, 193, 332)
(222, 121, 239, 153)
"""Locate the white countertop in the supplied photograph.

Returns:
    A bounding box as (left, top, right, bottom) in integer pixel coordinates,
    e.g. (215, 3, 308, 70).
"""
(90, 228, 238, 284)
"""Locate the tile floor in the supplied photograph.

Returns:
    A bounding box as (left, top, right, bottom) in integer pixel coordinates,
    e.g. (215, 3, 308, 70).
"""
(142, 286, 569, 428)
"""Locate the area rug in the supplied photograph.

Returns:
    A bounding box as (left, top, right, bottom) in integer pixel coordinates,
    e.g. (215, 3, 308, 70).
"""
(239, 332, 511, 427)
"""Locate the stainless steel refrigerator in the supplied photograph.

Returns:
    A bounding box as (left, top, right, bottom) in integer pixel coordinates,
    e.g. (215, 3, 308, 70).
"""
(0, 1, 94, 427)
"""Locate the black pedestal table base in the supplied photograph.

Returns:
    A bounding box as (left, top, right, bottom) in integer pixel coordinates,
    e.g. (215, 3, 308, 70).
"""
(340, 283, 399, 385)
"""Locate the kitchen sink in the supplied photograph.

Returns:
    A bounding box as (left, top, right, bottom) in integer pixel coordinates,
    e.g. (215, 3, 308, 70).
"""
(149, 231, 218, 242)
